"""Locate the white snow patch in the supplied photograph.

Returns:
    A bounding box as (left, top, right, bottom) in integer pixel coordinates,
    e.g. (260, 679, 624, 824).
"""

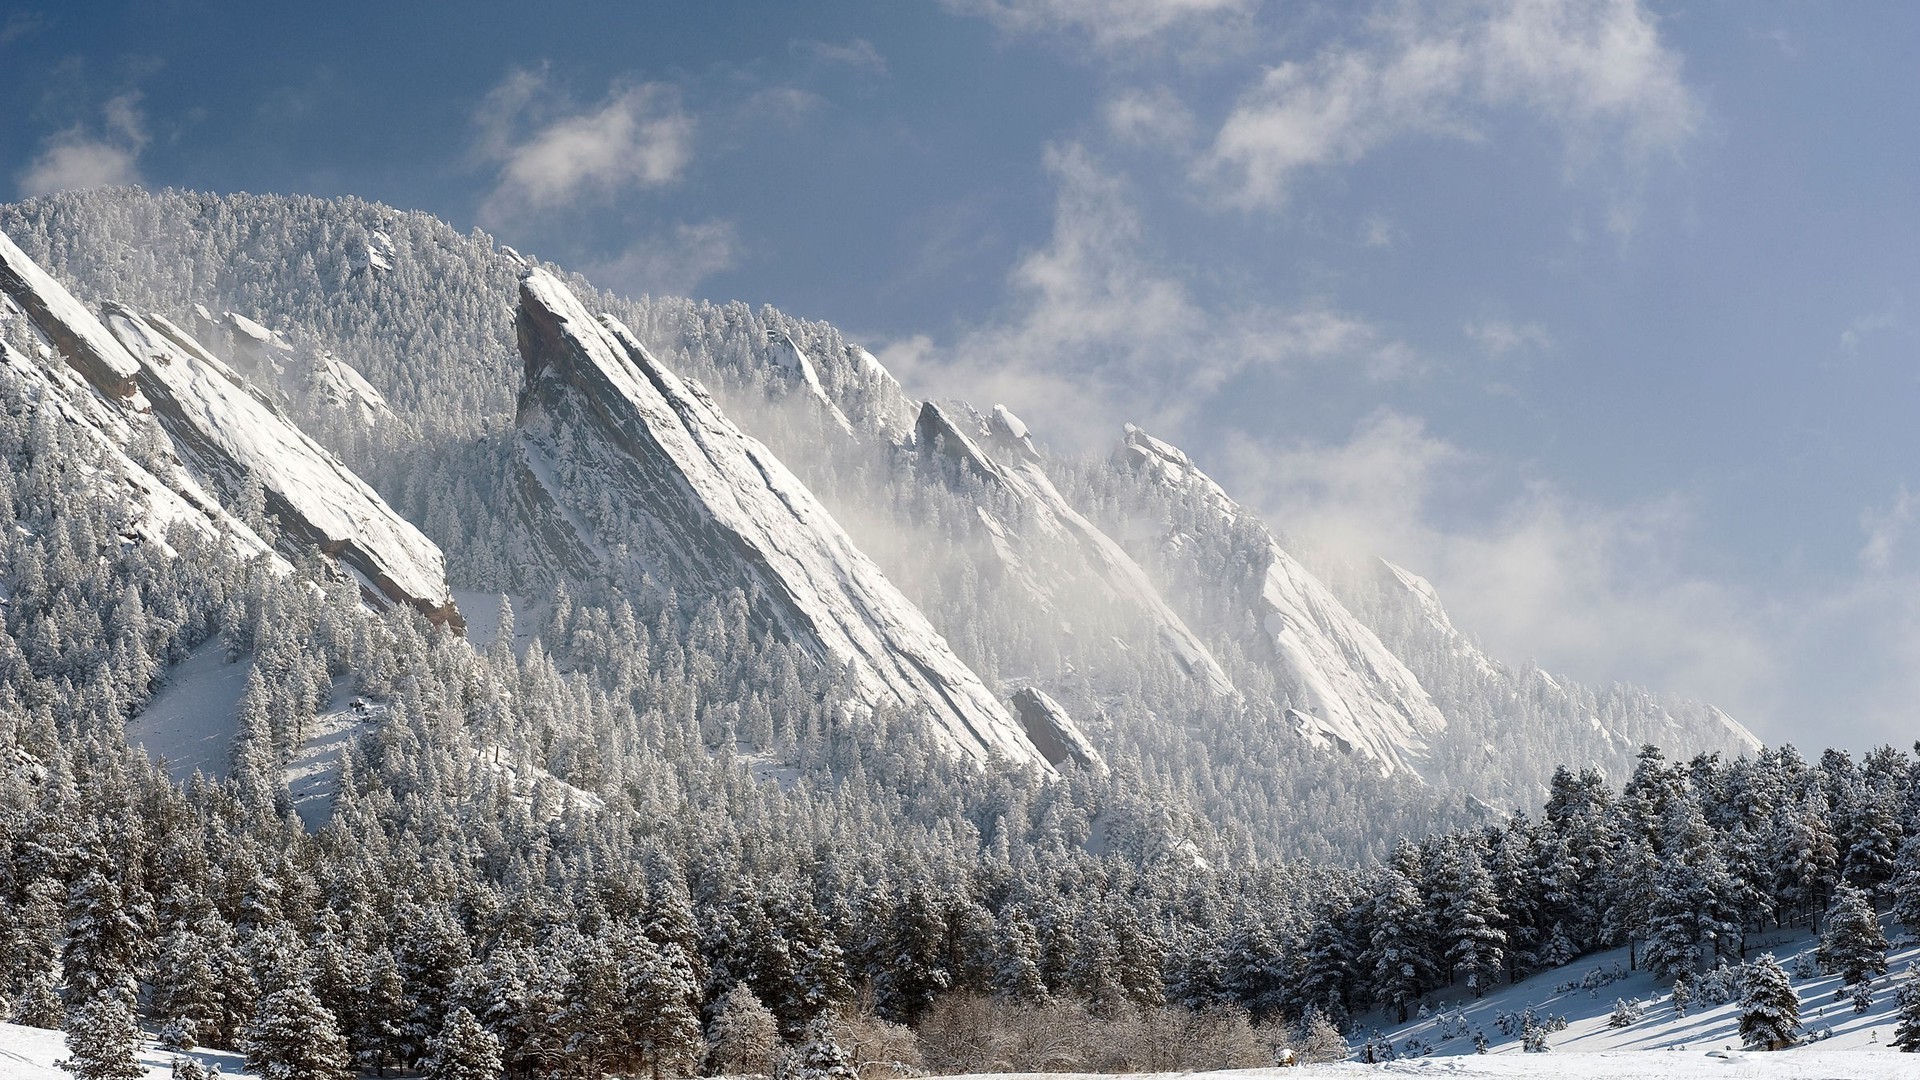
(1344, 920, 1918, 1067)
(126, 643, 252, 781)
(0, 1023, 258, 1078)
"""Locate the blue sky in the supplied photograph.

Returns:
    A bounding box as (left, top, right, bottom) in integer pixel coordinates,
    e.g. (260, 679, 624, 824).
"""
(6, 1, 1920, 751)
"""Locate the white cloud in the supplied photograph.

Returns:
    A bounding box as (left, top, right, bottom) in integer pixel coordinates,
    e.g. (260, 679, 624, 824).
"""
(585, 220, 740, 298)
(1859, 486, 1918, 573)
(1202, 0, 1699, 208)
(943, 0, 1251, 53)
(17, 92, 147, 197)
(880, 143, 1415, 448)
(1463, 317, 1551, 357)
(476, 71, 692, 224)
(1105, 87, 1198, 147)
(793, 38, 889, 75)
(1839, 299, 1903, 354)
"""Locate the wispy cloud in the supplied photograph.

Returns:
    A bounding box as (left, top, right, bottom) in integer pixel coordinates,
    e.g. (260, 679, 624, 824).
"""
(0, 10, 48, 47)
(792, 37, 889, 76)
(585, 219, 740, 298)
(880, 143, 1415, 448)
(1200, 0, 1699, 210)
(17, 91, 147, 197)
(942, 0, 1252, 54)
(1219, 411, 1779, 736)
(1104, 87, 1198, 148)
(475, 69, 693, 226)
(1463, 317, 1551, 357)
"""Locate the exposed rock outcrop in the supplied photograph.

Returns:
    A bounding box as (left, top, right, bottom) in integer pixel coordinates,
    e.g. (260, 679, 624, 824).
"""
(514, 268, 1047, 769)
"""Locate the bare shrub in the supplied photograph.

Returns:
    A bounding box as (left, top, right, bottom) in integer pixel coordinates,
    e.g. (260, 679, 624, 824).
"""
(914, 993, 1267, 1074)
(831, 1009, 924, 1079)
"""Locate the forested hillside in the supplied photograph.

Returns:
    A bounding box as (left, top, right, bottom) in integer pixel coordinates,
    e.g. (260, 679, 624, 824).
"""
(0, 188, 1856, 1078)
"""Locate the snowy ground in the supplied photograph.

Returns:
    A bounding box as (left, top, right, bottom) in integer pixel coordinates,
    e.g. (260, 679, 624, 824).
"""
(126, 642, 378, 828)
(948, 1052, 1920, 1079)
(125, 643, 252, 782)
(0, 1022, 255, 1078)
(1325, 918, 1918, 1074)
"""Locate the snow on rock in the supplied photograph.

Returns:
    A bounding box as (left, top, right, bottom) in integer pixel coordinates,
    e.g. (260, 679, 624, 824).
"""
(0, 228, 142, 400)
(513, 268, 1047, 770)
(1119, 424, 1447, 777)
(916, 402, 1237, 698)
(0, 337, 280, 563)
(1010, 687, 1107, 775)
(766, 328, 854, 435)
(1377, 558, 1505, 681)
(1372, 557, 1762, 758)
(99, 306, 460, 629)
(849, 345, 917, 435)
(204, 308, 397, 427)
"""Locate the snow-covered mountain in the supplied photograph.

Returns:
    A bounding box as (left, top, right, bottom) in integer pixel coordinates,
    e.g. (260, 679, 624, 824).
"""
(0, 227, 455, 627)
(511, 267, 1045, 769)
(0, 188, 1763, 819)
(1115, 424, 1450, 777)
(913, 399, 1235, 699)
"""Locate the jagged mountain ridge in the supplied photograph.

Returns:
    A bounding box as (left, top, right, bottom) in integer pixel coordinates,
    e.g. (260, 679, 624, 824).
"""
(0, 188, 1761, 820)
(0, 228, 455, 627)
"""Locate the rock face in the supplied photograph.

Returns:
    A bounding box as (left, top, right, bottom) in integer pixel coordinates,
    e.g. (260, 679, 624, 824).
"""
(914, 401, 1237, 697)
(1010, 688, 1106, 775)
(0, 230, 141, 401)
(0, 225, 457, 629)
(1118, 425, 1448, 777)
(101, 307, 460, 629)
(513, 268, 1048, 770)
(0, 335, 278, 563)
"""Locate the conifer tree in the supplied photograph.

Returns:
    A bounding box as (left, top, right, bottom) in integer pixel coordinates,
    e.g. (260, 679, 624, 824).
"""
(783, 1015, 855, 1080)
(1815, 883, 1888, 986)
(241, 984, 353, 1080)
(1894, 974, 1920, 1052)
(707, 983, 783, 1076)
(1737, 955, 1801, 1051)
(1364, 853, 1437, 1023)
(424, 1006, 503, 1080)
(1432, 836, 1507, 998)
(57, 990, 146, 1080)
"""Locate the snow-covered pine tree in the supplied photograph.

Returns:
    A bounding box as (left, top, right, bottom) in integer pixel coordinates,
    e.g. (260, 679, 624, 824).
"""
(782, 1015, 856, 1080)
(423, 1006, 503, 1080)
(1815, 882, 1888, 986)
(1890, 837, 1920, 935)
(1431, 834, 1508, 998)
(56, 990, 145, 1080)
(1363, 847, 1436, 1023)
(707, 983, 782, 1076)
(240, 983, 353, 1080)
(1895, 973, 1920, 1052)
(1737, 955, 1801, 1051)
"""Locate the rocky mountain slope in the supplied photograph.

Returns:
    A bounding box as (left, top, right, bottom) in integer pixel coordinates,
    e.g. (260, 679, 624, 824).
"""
(0, 226, 458, 628)
(0, 188, 1765, 831)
